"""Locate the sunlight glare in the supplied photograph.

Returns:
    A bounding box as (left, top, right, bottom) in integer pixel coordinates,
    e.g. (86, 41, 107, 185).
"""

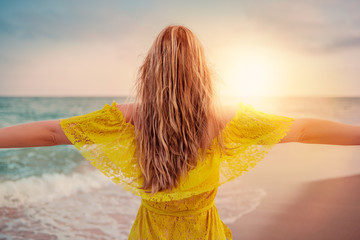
(218, 47, 283, 98)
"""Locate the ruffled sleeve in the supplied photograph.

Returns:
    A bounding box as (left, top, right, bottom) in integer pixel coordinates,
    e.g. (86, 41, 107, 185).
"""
(218, 102, 295, 184)
(59, 101, 144, 195)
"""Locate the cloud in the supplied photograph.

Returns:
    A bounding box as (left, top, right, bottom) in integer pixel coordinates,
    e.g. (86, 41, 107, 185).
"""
(322, 36, 360, 52)
(224, 0, 360, 53)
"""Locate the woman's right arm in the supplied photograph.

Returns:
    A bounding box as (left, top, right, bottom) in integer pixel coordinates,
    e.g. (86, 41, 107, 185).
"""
(280, 118, 360, 145)
(0, 120, 72, 148)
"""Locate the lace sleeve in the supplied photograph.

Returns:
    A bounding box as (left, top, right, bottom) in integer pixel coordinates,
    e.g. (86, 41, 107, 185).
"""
(218, 102, 295, 184)
(59, 102, 143, 195)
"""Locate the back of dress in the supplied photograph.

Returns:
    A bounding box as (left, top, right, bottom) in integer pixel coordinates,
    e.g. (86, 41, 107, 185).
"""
(60, 101, 294, 239)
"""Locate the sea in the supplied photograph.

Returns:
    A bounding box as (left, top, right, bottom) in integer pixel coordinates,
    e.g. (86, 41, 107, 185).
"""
(0, 96, 359, 239)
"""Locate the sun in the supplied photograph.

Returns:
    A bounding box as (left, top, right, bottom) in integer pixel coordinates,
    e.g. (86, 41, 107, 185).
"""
(217, 47, 283, 98)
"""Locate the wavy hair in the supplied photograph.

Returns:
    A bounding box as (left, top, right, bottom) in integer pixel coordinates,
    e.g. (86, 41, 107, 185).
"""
(134, 25, 224, 194)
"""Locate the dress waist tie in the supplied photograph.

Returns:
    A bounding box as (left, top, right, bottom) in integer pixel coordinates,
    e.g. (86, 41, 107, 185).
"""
(141, 200, 232, 239)
(141, 199, 215, 217)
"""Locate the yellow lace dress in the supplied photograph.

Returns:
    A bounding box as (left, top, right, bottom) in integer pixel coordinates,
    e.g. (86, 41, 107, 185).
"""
(60, 101, 294, 239)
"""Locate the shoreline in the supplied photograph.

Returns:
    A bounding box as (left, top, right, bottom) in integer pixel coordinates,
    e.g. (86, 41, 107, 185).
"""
(1, 143, 360, 239)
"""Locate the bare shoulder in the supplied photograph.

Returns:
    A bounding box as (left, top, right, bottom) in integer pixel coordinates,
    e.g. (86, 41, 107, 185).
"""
(116, 103, 135, 124)
(217, 104, 238, 127)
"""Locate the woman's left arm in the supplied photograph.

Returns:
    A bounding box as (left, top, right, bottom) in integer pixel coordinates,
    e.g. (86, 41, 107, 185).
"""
(280, 118, 360, 145)
(0, 120, 72, 148)
(300, 118, 360, 145)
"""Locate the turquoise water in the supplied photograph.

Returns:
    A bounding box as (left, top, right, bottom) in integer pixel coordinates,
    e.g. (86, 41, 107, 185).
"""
(0, 96, 359, 239)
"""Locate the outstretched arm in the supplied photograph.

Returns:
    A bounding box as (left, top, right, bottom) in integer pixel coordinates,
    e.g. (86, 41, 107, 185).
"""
(0, 120, 72, 148)
(280, 118, 360, 145)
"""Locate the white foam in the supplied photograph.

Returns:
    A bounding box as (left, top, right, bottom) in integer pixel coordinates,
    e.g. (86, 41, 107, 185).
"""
(1, 183, 140, 240)
(0, 170, 113, 207)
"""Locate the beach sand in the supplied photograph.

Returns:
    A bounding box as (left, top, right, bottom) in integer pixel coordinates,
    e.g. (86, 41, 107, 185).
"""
(228, 143, 360, 240)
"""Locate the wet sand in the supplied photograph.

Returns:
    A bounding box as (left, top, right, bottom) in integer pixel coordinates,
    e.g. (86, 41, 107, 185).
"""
(228, 143, 360, 240)
(229, 175, 360, 240)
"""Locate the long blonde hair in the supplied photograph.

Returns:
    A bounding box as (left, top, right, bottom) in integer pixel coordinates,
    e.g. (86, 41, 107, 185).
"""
(134, 25, 223, 194)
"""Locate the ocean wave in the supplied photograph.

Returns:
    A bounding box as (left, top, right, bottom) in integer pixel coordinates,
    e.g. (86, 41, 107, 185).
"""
(0, 169, 113, 208)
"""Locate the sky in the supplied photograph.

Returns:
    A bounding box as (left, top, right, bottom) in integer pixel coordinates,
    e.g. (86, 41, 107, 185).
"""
(0, 0, 360, 97)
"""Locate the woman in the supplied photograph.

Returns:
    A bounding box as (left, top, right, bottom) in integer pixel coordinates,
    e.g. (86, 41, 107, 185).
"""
(0, 25, 359, 239)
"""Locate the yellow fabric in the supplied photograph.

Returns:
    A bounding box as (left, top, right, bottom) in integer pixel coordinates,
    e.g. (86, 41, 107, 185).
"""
(130, 189, 232, 239)
(60, 101, 294, 239)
